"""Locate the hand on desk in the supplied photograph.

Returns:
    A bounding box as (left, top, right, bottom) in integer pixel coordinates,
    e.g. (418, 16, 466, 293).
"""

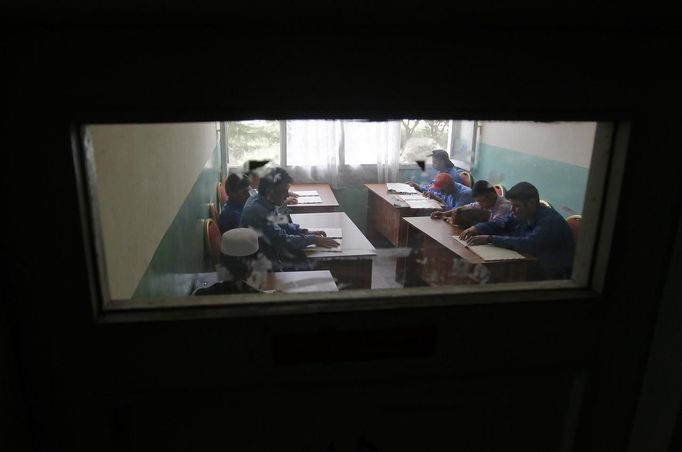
(288, 191, 299, 198)
(459, 226, 479, 240)
(285, 196, 298, 205)
(433, 207, 459, 220)
(314, 236, 340, 248)
(309, 230, 327, 237)
(423, 191, 444, 204)
(405, 180, 424, 192)
(466, 235, 492, 246)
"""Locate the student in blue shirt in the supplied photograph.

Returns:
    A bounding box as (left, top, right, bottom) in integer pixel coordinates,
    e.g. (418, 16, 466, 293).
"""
(424, 173, 473, 209)
(405, 148, 465, 190)
(240, 167, 339, 271)
(218, 174, 251, 233)
(459, 181, 575, 280)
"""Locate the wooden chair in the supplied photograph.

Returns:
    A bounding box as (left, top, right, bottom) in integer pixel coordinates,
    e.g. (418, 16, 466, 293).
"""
(493, 184, 506, 197)
(565, 214, 582, 242)
(209, 202, 219, 223)
(217, 181, 228, 206)
(459, 171, 473, 188)
(204, 218, 222, 267)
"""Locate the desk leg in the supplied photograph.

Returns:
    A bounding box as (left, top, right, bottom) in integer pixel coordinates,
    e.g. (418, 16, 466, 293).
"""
(402, 226, 428, 287)
(395, 219, 411, 284)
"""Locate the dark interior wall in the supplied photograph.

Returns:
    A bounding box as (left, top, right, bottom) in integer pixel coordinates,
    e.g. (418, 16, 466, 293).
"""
(3, 6, 682, 452)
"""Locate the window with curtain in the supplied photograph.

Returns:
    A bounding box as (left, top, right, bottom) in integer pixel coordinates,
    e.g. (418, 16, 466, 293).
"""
(225, 119, 476, 171)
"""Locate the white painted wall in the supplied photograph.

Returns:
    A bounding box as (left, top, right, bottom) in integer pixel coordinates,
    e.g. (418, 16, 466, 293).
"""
(479, 121, 597, 168)
(90, 123, 217, 299)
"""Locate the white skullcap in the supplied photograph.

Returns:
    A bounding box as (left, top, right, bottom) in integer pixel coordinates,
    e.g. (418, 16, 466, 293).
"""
(220, 228, 259, 257)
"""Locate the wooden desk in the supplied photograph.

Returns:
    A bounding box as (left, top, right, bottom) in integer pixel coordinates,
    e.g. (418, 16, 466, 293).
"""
(364, 183, 436, 246)
(290, 212, 377, 290)
(192, 270, 338, 294)
(288, 183, 339, 213)
(400, 216, 534, 286)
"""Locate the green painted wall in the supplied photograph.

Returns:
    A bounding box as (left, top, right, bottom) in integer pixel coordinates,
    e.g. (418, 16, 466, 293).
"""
(133, 144, 221, 298)
(472, 143, 589, 217)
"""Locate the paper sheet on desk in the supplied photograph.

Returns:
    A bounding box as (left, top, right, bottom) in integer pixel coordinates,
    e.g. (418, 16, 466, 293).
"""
(305, 239, 343, 252)
(452, 236, 526, 260)
(292, 190, 319, 196)
(386, 183, 419, 194)
(310, 227, 342, 238)
(406, 199, 442, 209)
(398, 194, 426, 201)
(295, 196, 323, 204)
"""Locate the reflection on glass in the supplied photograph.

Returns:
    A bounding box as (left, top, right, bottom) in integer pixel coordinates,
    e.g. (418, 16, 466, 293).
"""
(86, 120, 597, 304)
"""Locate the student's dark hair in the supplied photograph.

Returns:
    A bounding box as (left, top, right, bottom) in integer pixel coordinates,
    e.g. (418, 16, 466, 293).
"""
(219, 254, 251, 281)
(225, 173, 250, 195)
(506, 181, 540, 204)
(244, 159, 270, 172)
(471, 180, 496, 197)
(258, 167, 293, 194)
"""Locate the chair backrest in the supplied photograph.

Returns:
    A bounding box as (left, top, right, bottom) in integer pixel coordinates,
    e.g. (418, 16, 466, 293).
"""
(565, 214, 582, 242)
(204, 218, 222, 267)
(217, 181, 228, 206)
(209, 202, 219, 223)
(459, 171, 473, 188)
(493, 184, 506, 197)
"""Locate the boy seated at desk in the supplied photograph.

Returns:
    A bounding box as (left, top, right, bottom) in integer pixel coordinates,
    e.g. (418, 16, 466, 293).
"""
(194, 228, 269, 295)
(405, 149, 466, 190)
(422, 173, 473, 210)
(431, 180, 511, 228)
(240, 167, 339, 271)
(245, 163, 299, 205)
(459, 181, 575, 280)
(218, 174, 251, 233)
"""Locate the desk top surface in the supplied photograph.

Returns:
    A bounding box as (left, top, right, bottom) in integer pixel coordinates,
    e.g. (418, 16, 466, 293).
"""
(290, 212, 377, 258)
(364, 183, 411, 208)
(193, 270, 338, 293)
(364, 183, 443, 211)
(403, 216, 534, 264)
(289, 183, 339, 208)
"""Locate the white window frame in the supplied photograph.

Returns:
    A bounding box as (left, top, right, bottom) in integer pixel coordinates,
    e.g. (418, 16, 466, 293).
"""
(223, 119, 478, 171)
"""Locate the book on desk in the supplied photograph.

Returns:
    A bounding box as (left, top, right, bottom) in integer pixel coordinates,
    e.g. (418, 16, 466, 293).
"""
(452, 235, 526, 261)
(295, 195, 323, 204)
(386, 182, 419, 194)
(292, 190, 319, 197)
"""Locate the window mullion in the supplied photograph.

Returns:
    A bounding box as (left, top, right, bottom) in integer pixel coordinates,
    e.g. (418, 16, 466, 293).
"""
(280, 120, 287, 167)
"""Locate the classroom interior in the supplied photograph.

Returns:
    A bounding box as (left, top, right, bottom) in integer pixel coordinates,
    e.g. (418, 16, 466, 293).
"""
(86, 119, 598, 302)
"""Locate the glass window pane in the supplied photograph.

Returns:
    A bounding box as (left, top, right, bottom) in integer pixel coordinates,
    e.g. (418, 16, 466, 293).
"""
(400, 120, 451, 164)
(450, 120, 476, 169)
(227, 120, 280, 167)
(344, 120, 401, 166)
(81, 120, 608, 309)
(286, 120, 342, 167)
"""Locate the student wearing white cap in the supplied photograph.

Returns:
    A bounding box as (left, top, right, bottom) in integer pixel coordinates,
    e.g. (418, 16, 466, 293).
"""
(194, 228, 270, 295)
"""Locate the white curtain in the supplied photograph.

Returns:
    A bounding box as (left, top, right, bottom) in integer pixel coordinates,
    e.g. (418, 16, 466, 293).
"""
(343, 120, 401, 183)
(286, 120, 342, 184)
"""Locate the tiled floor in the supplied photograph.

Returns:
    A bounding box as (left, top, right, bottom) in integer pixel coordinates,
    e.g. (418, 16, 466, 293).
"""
(367, 230, 409, 289)
(372, 255, 402, 289)
(371, 249, 410, 289)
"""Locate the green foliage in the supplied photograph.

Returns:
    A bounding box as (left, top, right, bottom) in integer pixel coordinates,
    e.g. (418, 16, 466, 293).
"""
(227, 121, 280, 162)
